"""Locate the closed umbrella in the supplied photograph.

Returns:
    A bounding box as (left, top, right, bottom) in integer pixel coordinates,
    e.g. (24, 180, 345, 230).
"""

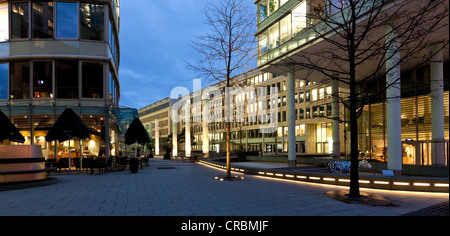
(0, 110, 25, 143)
(45, 108, 91, 171)
(125, 118, 151, 158)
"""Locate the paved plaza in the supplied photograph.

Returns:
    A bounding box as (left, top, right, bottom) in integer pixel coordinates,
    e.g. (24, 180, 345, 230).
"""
(0, 159, 448, 216)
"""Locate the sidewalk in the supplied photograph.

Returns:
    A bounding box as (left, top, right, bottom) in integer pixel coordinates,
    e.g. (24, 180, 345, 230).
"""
(0, 159, 448, 216)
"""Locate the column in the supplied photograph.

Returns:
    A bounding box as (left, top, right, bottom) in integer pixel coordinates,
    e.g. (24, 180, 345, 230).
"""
(332, 79, 341, 159)
(430, 43, 445, 165)
(202, 119, 209, 157)
(185, 103, 191, 158)
(385, 23, 402, 175)
(172, 110, 178, 157)
(155, 119, 160, 156)
(287, 69, 296, 167)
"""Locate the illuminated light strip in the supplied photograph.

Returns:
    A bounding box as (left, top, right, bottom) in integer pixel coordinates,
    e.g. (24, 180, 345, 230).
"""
(435, 183, 449, 187)
(297, 176, 307, 179)
(393, 182, 410, 186)
(323, 178, 335, 181)
(275, 173, 284, 177)
(309, 176, 321, 180)
(413, 183, 431, 187)
(266, 173, 274, 176)
(285, 174, 295, 178)
(359, 180, 370, 184)
(339, 179, 350, 182)
(374, 181, 390, 185)
(258, 172, 265, 175)
(239, 169, 245, 172)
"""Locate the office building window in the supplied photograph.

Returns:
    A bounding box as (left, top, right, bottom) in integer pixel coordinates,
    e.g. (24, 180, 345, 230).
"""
(280, 14, 291, 43)
(0, 3, 8, 42)
(56, 60, 78, 99)
(10, 61, 30, 99)
(268, 23, 279, 50)
(56, 2, 78, 39)
(80, 3, 104, 41)
(0, 63, 7, 99)
(33, 61, 53, 98)
(11, 3, 29, 39)
(32, 1, 54, 39)
(82, 62, 103, 99)
(292, 0, 307, 36)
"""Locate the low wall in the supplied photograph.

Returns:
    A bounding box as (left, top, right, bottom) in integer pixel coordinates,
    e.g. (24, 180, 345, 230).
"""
(244, 156, 449, 177)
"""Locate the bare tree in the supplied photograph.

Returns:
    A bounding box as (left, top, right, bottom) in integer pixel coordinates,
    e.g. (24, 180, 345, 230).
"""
(273, 0, 448, 198)
(186, 0, 256, 178)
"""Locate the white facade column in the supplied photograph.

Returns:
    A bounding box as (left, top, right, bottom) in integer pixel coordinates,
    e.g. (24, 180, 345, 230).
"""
(332, 79, 341, 159)
(155, 119, 160, 156)
(202, 119, 209, 157)
(430, 43, 445, 165)
(385, 23, 402, 175)
(287, 69, 296, 166)
(185, 103, 191, 158)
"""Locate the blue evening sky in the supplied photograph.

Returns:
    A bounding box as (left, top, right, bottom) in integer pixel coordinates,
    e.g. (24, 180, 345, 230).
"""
(118, 0, 255, 109)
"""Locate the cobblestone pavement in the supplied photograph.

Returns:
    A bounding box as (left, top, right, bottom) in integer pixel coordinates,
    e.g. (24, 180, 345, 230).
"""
(0, 159, 448, 216)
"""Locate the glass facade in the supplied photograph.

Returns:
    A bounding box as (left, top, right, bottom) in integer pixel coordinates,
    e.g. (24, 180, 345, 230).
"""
(31, 1, 54, 39)
(0, 63, 7, 100)
(56, 60, 78, 99)
(80, 3, 104, 41)
(0, 2, 8, 42)
(10, 2, 29, 39)
(1, 1, 121, 163)
(10, 61, 30, 99)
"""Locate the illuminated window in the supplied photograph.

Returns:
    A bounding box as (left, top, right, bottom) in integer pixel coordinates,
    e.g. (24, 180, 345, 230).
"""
(32, 2, 54, 39)
(280, 14, 292, 43)
(0, 3, 8, 41)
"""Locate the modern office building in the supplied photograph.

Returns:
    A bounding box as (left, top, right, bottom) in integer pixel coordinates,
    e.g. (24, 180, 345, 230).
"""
(254, 0, 449, 171)
(140, 68, 346, 159)
(0, 0, 121, 160)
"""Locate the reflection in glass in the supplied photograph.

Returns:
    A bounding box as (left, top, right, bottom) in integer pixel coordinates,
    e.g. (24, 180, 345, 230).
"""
(0, 63, 7, 99)
(82, 62, 103, 99)
(56, 2, 78, 39)
(0, 3, 8, 42)
(33, 61, 53, 98)
(32, 2, 54, 38)
(80, 3, 104, 41)
(10, 61, 30, 99)
(11, 3, 29, 39)
(56, 60, 78, 99)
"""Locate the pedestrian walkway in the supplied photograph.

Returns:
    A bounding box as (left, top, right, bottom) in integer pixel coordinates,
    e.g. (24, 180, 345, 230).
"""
(0, 159, 448, 216)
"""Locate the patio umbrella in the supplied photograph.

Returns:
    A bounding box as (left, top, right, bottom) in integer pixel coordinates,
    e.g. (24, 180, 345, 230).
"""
(45, 108, 91, 171)
(0, 110, 25, 143)
(125, 118, 150, 158)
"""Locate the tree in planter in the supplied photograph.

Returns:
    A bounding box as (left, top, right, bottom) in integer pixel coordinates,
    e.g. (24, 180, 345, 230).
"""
(270, 0, 448, 198)
(186, 0, 256, 179)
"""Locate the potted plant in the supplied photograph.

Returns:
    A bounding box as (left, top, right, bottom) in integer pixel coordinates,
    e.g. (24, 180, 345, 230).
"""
(129, 158, 139, 173)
